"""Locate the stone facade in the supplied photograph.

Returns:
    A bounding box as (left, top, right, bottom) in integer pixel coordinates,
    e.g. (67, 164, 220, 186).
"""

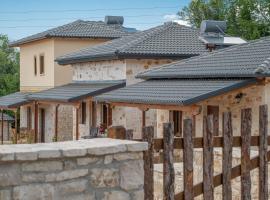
(0, 138, 147, 200)
(71, 58, 172, 139)
(20, 104, 73, 142)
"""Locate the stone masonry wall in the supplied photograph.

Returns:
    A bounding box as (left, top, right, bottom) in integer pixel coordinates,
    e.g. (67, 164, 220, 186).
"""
(0, 138, 147, 200)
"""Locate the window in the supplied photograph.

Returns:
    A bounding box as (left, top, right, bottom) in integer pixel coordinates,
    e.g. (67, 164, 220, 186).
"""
(39, 54, 45, 75)
(34, 56, 37, 76)
(81, 102, 86, 124)
(169, 111, 182, 137)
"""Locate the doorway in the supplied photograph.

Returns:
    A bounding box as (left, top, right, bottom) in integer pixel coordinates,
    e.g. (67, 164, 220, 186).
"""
(40, 108, 45, 143)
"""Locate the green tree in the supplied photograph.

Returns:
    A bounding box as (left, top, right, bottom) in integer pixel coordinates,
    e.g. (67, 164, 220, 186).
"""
(0, 35, 19, 96)
(179, 0, 270, 40)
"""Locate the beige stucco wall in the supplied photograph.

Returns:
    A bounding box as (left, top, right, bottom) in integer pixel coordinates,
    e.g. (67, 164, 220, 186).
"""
(20, 38, 109, 92)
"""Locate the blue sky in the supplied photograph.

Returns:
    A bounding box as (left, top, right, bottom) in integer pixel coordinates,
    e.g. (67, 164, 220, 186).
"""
(0, 0, 190, 41)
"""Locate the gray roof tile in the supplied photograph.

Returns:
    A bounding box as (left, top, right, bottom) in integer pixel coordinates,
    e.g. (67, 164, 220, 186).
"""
(28, 80, 126, 102)
(56, 23, 209, 64)
(0, 92, 31, 109)
(94, 79, 257, 105)
(137, 37, 270, 79)
(10, 20, 133, 47)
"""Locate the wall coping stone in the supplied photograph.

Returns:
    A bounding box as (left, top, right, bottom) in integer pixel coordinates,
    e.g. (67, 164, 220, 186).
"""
(0, 138, 148, 161)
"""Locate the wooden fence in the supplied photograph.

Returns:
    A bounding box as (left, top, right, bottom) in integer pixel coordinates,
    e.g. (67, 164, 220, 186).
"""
(141, 105, 269, 200)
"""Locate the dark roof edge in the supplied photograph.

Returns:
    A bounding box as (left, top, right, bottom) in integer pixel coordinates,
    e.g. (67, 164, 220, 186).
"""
(28, 82, 126, 103)
(137, 74, 269, 80)
(56, 54, 119, 65)
(57, 52, 199, 65)
(9, 35, 121, 48)
(183, 78, 258, 106)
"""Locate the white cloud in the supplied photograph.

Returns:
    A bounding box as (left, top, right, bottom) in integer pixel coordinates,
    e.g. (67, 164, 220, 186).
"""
(163, 14, 191, 27)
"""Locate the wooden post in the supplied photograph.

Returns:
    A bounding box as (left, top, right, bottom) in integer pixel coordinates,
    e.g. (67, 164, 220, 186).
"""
(183, 118, 193, 200)
(259, 105, 268, 200)
(54, 104, 59, 142)
(34, 101, 38, 143)
(75, 107, 79, 140)
(14, 109, 18, 144)
(1, 110, 3, 144)
(207, 105, 219, 136)
(142, 110, 146, 127)
(203, 115, 214, 200)
(163, 123, 175, 200)
(92, 101, 96, 127)
(222, 112, 233, 200)
(7, 121, 10, 141)
(142, 126, 154, 200)
(241, 108, 251, 200)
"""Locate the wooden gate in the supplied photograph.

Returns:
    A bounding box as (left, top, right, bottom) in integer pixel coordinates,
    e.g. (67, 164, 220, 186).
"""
(141, 105, 269, 200)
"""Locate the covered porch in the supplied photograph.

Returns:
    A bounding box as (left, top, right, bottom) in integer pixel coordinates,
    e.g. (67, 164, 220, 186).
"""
(27, 80, 126, 142)
(95, 78, 262, 138)
(0, 92, 32, 144)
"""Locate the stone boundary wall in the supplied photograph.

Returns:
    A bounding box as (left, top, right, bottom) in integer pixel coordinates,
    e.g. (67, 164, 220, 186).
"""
(0, 138, 148, 200)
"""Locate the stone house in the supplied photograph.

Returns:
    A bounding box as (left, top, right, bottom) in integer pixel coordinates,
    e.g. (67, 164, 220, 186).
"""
(95, 37, 270, 138)
(53, 22, 211, 139)
(0, 16, 135, 142)
(54, 21, 245, 139)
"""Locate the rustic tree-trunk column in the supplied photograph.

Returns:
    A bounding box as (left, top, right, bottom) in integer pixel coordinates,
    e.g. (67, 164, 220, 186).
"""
(259, 105, 268, 200)
(183, 118, 193, 200)
(222, 112, 233, 200)
(34, 101, 38, 143)
(203, 115, 214, 200)
(241, 108, 252, 200)
(7, 121, 10, 141)
(142, 126, 154, 200)
(1, 109, 3, 144)
(75, 106, 79, 140)
(163, 122, 175, 200)
(92, 102, 96, 127)
(54, 104, 59, 142)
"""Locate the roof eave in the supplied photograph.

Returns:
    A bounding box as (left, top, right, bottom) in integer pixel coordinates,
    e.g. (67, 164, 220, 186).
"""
(56, 54, 119, 65)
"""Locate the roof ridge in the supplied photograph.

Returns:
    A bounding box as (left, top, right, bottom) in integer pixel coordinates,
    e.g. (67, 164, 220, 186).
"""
(118, 23, 175, 53)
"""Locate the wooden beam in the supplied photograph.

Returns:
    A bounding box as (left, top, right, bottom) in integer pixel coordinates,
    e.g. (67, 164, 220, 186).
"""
(142, 110, 146, 128)
(110, 102, 201, 113)
(163, 123, 175, 200)
(241, 108, 252, 200)
(142, 126, 154, 200)
(259, 105, 268, 200)
(35, 100, 80, 107)
(34, 101, 38, 143)
(54, 104, 59, 142)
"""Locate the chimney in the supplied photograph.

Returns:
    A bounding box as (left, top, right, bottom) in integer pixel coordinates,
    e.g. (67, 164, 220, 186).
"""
(105, 16, 124, 25)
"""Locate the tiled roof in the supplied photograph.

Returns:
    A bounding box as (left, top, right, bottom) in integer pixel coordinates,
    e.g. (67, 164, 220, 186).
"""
(56, 22, 209, 64)
(0, 113, 14, 121)
(137, 37, 270, 79)
(0, 92, 31, 109)
(28, 80, 126, 102)
(94, 79, 257, 106)
(10, 20, 134, 47)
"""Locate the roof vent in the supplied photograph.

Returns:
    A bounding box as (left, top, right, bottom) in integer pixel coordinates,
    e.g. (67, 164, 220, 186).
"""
(105, 16, 124, 25)
(200, 20, 227, 35)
